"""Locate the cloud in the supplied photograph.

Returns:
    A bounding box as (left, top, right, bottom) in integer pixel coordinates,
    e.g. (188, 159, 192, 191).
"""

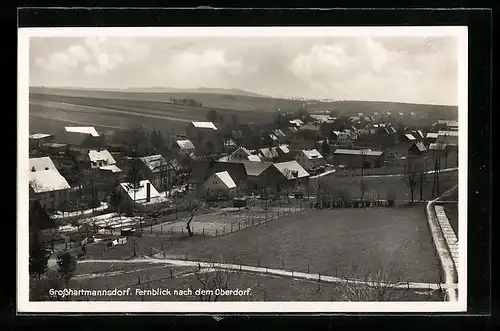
(30, 36, 458, 105)
(289, 37, 457, 104)
(34, 37, 150, 76)
(159, 49, 244, 87)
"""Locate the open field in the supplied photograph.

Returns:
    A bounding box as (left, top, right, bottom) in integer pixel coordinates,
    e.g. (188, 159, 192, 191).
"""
(28, 87, 458, 136)
(29, 87, 458, 118)
(310, 170, 458, 202)
(69, 267, 444, 302)
(84, 206, 440, 283)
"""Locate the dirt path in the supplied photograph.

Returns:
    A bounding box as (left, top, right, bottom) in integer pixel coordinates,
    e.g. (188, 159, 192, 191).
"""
(77, 258, 456, 291)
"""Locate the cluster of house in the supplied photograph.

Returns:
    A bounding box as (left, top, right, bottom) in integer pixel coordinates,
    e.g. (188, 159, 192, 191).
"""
(402, 120, 459, 156)
(28, 126, 179, 213)
(28, 113, 459, 214)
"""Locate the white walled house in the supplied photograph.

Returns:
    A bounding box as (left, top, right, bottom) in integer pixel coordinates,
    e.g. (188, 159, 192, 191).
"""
(29, 157, 70, 211)
(173, 139, 196, 155)
(203, 171, 237, 199)
(295, 149, 325, 171)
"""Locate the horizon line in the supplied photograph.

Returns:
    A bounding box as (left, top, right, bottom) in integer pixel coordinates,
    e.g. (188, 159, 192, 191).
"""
(28, 85, 458, 107)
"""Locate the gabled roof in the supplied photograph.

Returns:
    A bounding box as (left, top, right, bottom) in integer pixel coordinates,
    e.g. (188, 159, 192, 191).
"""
(88, 149, 116, 164)
(29, 133, 52, 140)
(273, 161, 310, 179)
(213, 171, 237, 189)
(426, 132, 439, 139)
(247, 155, 262, 162)
(99, 165, 122, 173)
(289, 119, 303, 126)
(120, 179, 161, 202)
(176, 139, 195, 150)
(65, 126, 99, 137)
(269, 134, 278, 141)
(278, 144, 290, 154)
(29, 157, 57, 172)
(30, 170, 71, 193)
(139, 154, 167, 173)
(301, 149, 323, 160)
(259, 147, 280, 160)
(231, 146, 252, 157)
(191, 121, 217, 130)
(242, 161, 273, 176)
(405, 133, 417, 141)
(191, 160, 247, 184)
(57, 128, 102, 147)
(334, 149, 384, 157)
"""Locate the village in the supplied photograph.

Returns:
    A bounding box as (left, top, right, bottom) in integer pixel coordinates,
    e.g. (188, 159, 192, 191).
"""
(28, 104, 459, 301)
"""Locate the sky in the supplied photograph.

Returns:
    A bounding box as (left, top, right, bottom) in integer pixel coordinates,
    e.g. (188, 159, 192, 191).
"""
(29, 36, 458, 105)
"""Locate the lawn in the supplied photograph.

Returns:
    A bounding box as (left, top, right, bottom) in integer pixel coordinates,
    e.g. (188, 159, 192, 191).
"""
(84, 206, 441, 284)
(310, 170, 458, 202)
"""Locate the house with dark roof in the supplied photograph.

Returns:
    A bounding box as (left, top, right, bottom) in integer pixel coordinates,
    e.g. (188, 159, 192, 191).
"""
(29, 198, 57, 234)
(186, 121, 221, 154)
(257, 161, 310, 193)
(55, 127, 105, 153)
(139, 154, 174, 191)
(332, 149, 385, 168)
(190, 160, 248, 195)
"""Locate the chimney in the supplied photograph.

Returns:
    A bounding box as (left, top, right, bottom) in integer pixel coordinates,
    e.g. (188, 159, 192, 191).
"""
(31, 166, 35, 172)
(146, 182, 151, 202)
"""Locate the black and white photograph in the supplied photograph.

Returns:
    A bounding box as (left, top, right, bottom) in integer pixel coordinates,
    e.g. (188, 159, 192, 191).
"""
(18, 26, 467, 312)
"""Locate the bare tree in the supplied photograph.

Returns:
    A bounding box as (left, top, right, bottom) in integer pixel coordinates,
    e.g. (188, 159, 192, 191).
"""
(185, 262, 232, 302)
(418, 160, 429, 201)
(359, 179, 369, 200)
(337, 269, 409, 301)
(185, 199, 200, 237)
(402, 161, 418, 203)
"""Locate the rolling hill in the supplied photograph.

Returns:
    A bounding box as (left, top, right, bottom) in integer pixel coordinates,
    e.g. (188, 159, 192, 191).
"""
(27, 87, 458, 135)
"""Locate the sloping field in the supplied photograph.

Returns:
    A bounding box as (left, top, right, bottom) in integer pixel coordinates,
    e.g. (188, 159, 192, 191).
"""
(29, 87, 458, 118)
(89, 206, 441, 284)
(310, 170, 458, 202)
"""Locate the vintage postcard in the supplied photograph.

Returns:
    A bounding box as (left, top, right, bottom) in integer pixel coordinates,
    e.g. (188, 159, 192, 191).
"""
(18, 26, 467, 313)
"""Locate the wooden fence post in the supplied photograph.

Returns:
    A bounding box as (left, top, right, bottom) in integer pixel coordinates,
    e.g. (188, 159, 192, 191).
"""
(150, 225, 153, 234)
(160, 225, 163, 235)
